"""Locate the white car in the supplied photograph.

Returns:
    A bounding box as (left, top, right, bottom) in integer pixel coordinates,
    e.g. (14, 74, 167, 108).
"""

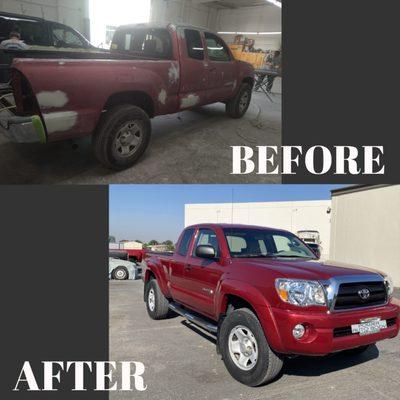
(109, 258, 140, 281)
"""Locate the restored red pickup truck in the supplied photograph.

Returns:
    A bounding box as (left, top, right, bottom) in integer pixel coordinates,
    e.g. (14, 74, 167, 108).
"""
(142, 224, 399, 386)
(0, 23, 254, 169)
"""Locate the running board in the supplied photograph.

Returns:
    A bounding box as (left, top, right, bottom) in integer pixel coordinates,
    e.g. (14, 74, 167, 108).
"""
(169, 302, 218, 334)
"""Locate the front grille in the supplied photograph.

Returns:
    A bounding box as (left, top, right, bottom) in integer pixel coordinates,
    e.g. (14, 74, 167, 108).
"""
(334, 281, 387, 310)
(333, 318, 397, 338)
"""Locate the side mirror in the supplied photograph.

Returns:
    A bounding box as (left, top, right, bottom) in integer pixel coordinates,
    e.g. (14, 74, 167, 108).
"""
(195, 245, 216, 259)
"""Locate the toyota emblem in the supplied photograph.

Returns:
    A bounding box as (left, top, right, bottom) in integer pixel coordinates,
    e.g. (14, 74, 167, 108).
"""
(358, 288, 371, 300)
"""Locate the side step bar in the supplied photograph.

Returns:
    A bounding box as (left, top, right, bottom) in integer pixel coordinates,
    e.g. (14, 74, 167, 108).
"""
(169, 302, 218, 334)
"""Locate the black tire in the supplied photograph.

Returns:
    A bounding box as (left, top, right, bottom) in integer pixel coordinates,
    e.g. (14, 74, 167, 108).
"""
(92, 104, 151, 170)
(342, 344, 372, 356)
(226, 83, 252, 119)
(219, 308, 283, 387)
(145, 279, 170, 320)
(113, 266, 128, 281)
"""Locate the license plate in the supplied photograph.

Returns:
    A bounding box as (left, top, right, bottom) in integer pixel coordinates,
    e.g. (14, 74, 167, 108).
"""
(351, 318, 387, 336)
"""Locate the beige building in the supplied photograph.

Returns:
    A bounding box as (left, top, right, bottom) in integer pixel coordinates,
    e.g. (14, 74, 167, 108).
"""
(330, 185, 400, 287)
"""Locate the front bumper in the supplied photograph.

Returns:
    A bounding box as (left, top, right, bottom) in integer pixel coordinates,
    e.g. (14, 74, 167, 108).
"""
(0, 107, 46, 144)
(268, 303, 399, 355)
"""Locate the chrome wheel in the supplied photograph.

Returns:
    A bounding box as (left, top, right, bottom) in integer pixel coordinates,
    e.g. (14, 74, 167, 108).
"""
(113, 121, 143, 158)
(148, 288, 156, 312)
(239, 91, 250, 114)
(228, 325, 258, 371)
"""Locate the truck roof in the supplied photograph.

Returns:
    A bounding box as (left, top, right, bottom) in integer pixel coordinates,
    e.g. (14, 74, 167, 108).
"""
(0, 11, 45, 23)
(185, 223, 291, 233)
(117, 22, 211, 33)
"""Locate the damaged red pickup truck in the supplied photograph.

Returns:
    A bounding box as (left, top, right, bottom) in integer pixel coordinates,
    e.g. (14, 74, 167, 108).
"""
(0, 23, 254, 169)
(142, 224, 399, 387)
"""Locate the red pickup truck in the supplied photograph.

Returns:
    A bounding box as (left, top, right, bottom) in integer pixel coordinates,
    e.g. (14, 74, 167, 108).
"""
(142, 224, 399, 387)
(0, 23, 254, 170)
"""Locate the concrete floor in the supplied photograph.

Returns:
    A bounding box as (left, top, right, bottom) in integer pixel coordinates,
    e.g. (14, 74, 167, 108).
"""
(0, 90, 281, 184)
(110, 281, 400, 400)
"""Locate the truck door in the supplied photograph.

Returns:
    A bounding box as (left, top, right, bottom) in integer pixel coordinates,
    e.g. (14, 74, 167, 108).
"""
(182, 228, 224, 318)
(177, 28, 209, 109)
(168, 228, 196, 304)
(203, 32, 238, 103)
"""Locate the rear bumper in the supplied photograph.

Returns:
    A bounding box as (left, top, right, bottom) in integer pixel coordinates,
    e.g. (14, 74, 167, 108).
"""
(0, 107, 46, 144)
(267, 303, 400, 355)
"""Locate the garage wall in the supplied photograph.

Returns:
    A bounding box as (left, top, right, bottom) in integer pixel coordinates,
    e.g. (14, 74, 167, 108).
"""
(0, 0, 90, 37)
(185, 200, 332, 258)
(150, 0, 217, 30)
(330, 185, 400, 287)
(217, 4, 281, 51)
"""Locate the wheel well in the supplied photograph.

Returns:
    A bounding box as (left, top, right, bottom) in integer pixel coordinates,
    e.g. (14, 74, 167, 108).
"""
(145, 270, 155, 283)
(243, 77, 254, 88)
(104, 91, 155, 117)
(223, 294, 257, 316)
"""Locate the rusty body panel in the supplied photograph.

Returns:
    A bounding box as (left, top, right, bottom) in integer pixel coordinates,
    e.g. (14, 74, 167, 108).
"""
(5, 23, 254, 143)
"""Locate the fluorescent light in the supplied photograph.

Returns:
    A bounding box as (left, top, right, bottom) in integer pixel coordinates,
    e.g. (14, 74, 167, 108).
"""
(218, 32, 236, 35)
(259, 32, 281, 35)
(266, 0, 282, 8)
(237, 32, 258, 35)
(218, 31, 282, 36)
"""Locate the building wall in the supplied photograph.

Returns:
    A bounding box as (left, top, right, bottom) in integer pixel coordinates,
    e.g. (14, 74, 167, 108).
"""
(330, 185, 400, 287)
(0, 0, 90, 37)
(185, 200, 332, 258)
(216, 4, 281, 50)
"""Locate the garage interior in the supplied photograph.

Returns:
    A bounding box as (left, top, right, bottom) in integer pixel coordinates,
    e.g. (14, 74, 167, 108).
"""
(0, 0, 282, 184)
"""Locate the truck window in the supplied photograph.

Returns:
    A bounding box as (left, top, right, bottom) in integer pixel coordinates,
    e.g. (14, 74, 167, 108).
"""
(193, 229, 219, 257)
(112, 28, 172, 59)
(50, 24, 84, 48)
(0, 16, 48, 45)
(177, 228, 195, 256)
(204, 32, 230, 62)
(184, 29, 204, 60)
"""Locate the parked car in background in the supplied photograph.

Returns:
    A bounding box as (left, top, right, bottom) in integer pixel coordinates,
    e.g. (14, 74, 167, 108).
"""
(109, 249, 146, 263)
(142, 224, 399, 387)
(0, 12, 98, 83)
(0, 22, 254, 170)
(306, 242, 322, 258)
(109, 257, 141, 281)
(297, 230, 321, 244)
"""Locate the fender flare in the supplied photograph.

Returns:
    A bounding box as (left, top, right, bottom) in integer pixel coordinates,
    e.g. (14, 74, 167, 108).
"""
(217, 279, 284, 352)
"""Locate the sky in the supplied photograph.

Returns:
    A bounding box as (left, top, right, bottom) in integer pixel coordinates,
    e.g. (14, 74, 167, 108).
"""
(109, 184, 347, 243)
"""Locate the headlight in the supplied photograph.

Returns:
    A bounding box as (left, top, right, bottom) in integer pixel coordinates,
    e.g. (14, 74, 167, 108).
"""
(275, 279, 327, 307)
(384, 275, 394, 298)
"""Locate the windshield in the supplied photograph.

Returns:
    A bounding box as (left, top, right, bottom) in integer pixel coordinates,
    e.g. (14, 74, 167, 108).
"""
(223, 228, 317, 259)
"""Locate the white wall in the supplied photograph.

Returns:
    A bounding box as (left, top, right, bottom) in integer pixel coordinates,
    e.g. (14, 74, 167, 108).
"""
(330, 185, 400, 287)
(150, 0, 217, 30)
(0, 0, 90, 37)
(185, 201, 332, 258)
(217, 4, 281, 50)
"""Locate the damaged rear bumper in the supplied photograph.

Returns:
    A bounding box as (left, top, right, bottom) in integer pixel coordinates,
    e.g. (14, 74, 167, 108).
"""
(0, 107, 46, 144)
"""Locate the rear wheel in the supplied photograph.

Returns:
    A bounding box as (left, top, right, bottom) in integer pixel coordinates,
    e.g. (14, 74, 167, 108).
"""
(92, 104, 151, 170)
(219, 308, 283, 386)
(145, 279, 170, 320)
(113, 267, 128, 281)
(226, 83, 252, 118)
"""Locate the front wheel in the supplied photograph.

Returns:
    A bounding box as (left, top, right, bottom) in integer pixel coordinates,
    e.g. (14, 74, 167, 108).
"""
(226, 83, 252, 119)
(92, 104, 151, 170)
(113, 267, 128, 281)
(219, 308, 283, 387)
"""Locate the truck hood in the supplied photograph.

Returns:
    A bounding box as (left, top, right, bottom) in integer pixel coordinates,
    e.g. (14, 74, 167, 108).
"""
(235, 258, 385, 281)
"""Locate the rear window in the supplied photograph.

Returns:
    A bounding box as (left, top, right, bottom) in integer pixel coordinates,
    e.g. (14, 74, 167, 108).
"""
(0, 16, 48, 45)
(177, 229, 195, 256)
(112, 28, 172, 59)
